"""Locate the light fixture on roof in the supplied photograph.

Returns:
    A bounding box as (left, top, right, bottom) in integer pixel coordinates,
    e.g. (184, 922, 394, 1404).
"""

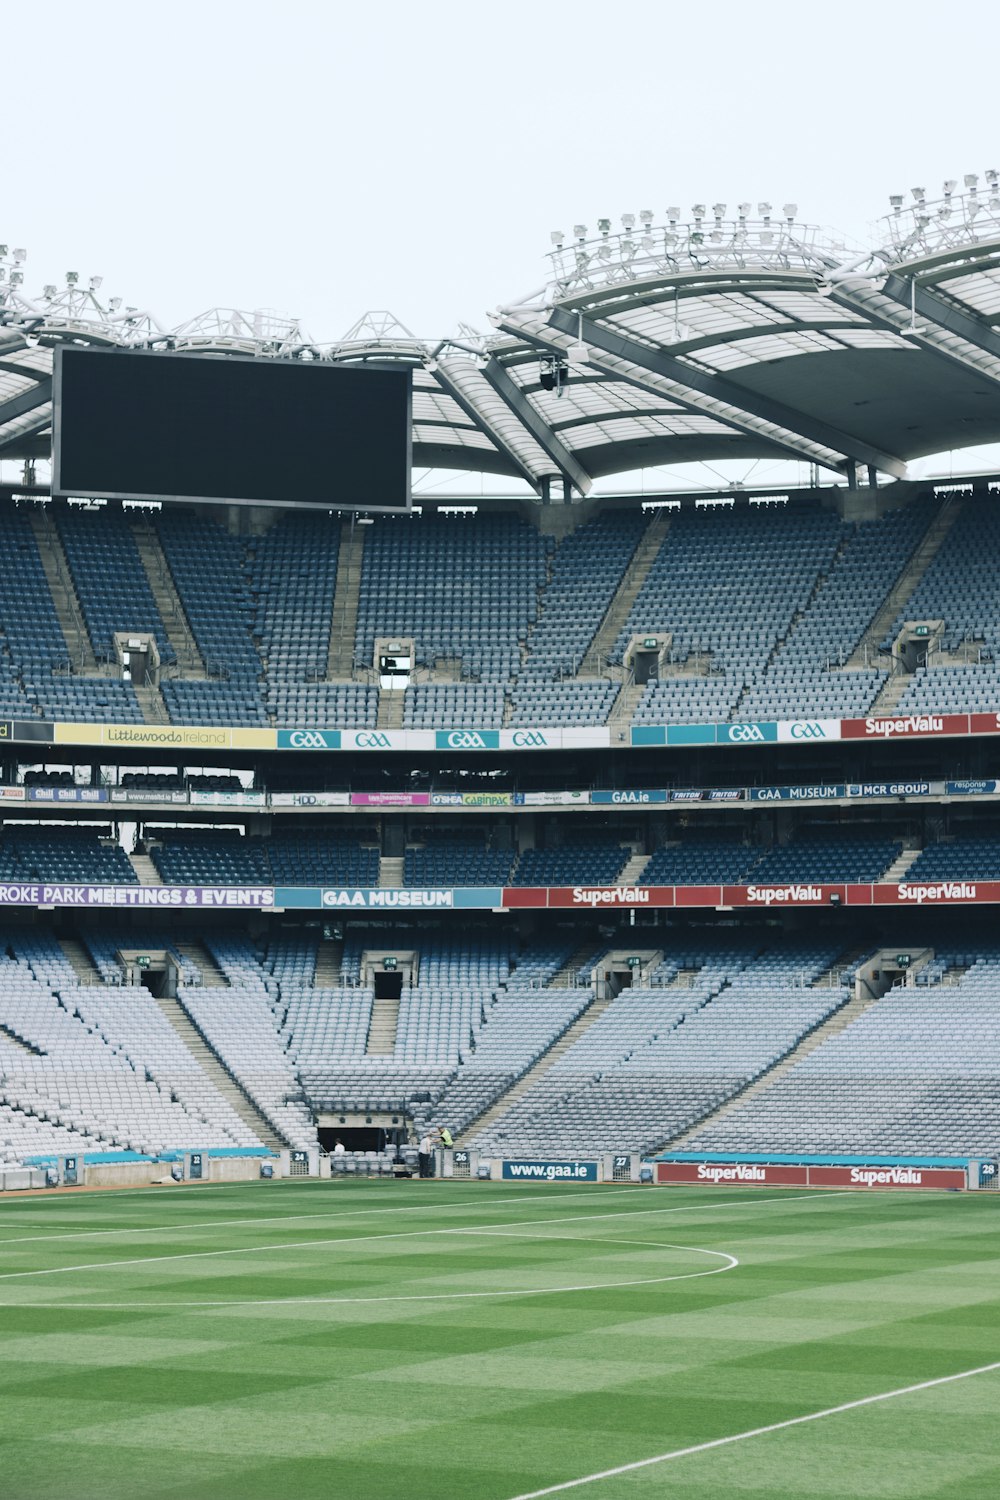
(943, 179, 957, 198)
(889, 194, 904, 213)
(639, 209, 654, 226)
(621, 212, 635, 230)
(66, 271, 79, 286)
(550, 230, 564, 247)
(757, 201, 772, 218)
(641, 235, 655, 253)
(597, 218, 611, 235)
(911, 186, 925, 204)
(666, 206, 679, 224)
(965, 173, 979, 190)
(712, 203, 726, 222)
(13, 248, 26, 263)
(108, 297, 122, 312)
(597, 242, 612, 260)
(566, 311, 589, 368)
(783, 203, 797, 222)
(42, 284, 56, 299)
(691, 204, 705, 224)
(89, 275, 103, 291)
(573, 224, 588, 241)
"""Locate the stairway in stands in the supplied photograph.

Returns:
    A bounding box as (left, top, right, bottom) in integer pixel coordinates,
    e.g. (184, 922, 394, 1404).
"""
(547, 940, 604, 989)
(883, 846, 921, 882)
(662, 943, 878, 1149)
(58, 938, 103, 985)
(842, 494, 965, 675)
(174, 941, 230, 987)
(154, 993, 285, 1149)
(129, 853, 163, 885)
(27, 508, 97, 671)
(459, 991, 612, 1142)
(579, 509, 673, 677)
(365, 996, 400, 1055)
(618, 851, 650, 885)
(129, 515, 205, 674)
(327, 518, 366, 679)
(376, 692, 404, 728)
(378, 856, 402, 888)
(314, 938, 344, 986)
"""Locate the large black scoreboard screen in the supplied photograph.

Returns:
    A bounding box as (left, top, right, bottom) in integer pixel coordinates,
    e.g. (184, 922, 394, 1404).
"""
(53, 347, 411, 510)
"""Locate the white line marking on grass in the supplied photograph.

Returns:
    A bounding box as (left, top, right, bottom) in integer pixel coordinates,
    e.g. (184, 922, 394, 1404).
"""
(0, 1186, 653, 1246)
(0, 1186, 847, 1249)
(0, 1240, 738, 1308)
(0, 1193, 845, 1281)
(500, 1360, 1000, 1500)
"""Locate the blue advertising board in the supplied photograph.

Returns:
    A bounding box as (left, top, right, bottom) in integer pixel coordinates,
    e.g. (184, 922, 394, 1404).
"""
(501, 1159, 599, 1182)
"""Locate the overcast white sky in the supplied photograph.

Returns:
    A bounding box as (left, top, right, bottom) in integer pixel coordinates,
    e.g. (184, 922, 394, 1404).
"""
(7, 0, 1000, 493)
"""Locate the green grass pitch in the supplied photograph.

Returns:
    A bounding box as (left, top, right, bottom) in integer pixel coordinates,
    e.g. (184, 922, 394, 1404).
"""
(0, 1178, 997, 1500)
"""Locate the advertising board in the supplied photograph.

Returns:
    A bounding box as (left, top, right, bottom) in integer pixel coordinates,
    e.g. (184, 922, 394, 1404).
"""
(501, 1160, 599, 1182)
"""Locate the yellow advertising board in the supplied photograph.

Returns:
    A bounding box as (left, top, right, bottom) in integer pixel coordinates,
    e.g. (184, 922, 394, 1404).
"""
(52, 722, 277, 752)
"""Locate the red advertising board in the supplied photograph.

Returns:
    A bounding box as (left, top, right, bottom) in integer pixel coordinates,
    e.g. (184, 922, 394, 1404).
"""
(674, 884, 724, 907)
(969, 712, 1000, 735)
(546, 885, 673, 909)
(840, 713, 968, 740)
(501, 887, 548, 908)
(871, 880, 1000, 906)
(655, 1161, 966, 1190)
(722, 883, 846, 908)
(656, 1161, 809, 1187)
(809, 1165, 966, 1190)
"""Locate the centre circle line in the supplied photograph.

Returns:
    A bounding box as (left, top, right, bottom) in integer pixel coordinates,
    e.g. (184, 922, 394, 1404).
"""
(0, 1238, 738, 1309)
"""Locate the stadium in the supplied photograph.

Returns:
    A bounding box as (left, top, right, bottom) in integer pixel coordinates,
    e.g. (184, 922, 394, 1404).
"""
(1, 172, 999, 1499)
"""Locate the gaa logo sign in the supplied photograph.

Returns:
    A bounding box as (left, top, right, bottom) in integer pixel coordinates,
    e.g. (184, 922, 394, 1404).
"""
(285, 729, 339, 750)
(789, 721, 828, 740)
(353, 732, 393, 749)
(725, 722, 772, 743)
(437, 730, 500, 750)
(511, 730, 549, 748)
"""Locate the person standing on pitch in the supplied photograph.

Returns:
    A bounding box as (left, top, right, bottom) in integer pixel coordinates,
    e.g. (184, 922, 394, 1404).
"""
(418, 1129, 434, 1178)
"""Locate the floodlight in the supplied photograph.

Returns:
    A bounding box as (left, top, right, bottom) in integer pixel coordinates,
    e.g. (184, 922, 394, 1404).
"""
(621, 212, 635, 229)
(783, 202, 797, 219)
(691, 204, 705, 219)
(666, 206, 680, 221)
(550, 230, 564, 246)
(66, 271, 79, 285)
(965, 173, 979, 189)
(108, 297, 122, 312)
(597, 218, 611, 234)
(911, 186, 925, 202)
(89, 275, 103, 291)
(597, 242, 612, 260)
(757, 201, 771, 215)
(889, 194, 904, 211)
(42, 284, 56, 299)
(0, 245, 6, 257)
(712, 202, 726, 219)
(737, 202, 751, 216)
(986, 168, 999, 187)
(639, 209, 654, 225)
(943, 179, 957, 195)
(13, 248, 26, 263)
(640, 235, 654, 252)
(10, 270, 23, 286)
(573, 224, 588, 240)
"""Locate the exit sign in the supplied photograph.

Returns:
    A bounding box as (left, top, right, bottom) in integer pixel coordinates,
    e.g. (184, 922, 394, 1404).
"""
(643, 637, 659, 649)
(136, 955, 150, 969)
(913, 626, 930, 637)
(627, 956, 642, 968)
(383, 956, 398, 970)
(895, 953, 911, 968)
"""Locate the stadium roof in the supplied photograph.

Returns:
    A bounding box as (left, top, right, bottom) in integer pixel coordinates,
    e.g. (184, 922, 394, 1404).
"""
(6, 178, 1000, 500)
